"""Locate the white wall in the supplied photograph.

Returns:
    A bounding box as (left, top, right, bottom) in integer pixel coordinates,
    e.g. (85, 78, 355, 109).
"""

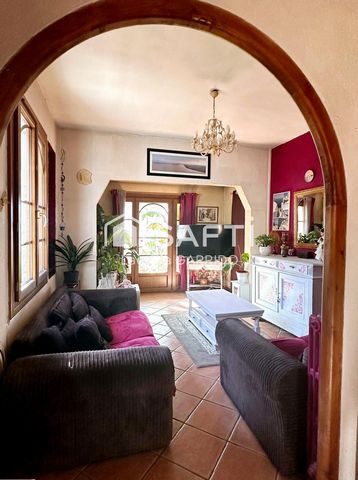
(59, 128, 269, 288)
(0, 82, 57, 362)
(0, 1, 357, 477)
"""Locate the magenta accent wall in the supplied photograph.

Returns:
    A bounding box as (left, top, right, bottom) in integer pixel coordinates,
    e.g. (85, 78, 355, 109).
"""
(270, 131, 324, 247)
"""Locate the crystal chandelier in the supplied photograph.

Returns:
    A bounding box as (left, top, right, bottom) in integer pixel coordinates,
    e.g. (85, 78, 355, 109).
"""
(192, 89, 237, 156)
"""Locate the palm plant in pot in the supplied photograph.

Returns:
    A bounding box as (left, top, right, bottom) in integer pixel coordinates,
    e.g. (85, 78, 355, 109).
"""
(255, 234, 275, 256)
(54, 235, 94, 287)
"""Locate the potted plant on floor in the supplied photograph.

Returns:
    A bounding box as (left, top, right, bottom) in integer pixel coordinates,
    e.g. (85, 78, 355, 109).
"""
(98, 244, 139, 288)
(255, 234, 275, 256)
(54, 235, 94, 287)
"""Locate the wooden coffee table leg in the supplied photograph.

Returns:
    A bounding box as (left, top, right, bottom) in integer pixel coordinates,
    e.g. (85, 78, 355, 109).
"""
(254, 317, 261, 334)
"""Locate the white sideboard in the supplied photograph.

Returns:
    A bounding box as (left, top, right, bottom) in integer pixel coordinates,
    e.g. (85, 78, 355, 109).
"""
(251, 255, 323, 336)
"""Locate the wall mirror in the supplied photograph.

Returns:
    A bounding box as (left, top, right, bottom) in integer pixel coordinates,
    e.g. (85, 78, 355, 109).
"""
(294, 186, 325, 248)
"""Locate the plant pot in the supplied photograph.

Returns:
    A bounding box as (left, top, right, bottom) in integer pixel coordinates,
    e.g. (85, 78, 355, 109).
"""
(259, 246, 271, 256)
(236, 271, 249, 285)
(64, 270, 79, 288)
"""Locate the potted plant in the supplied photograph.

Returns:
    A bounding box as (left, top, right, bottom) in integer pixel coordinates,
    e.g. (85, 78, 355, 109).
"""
(222, 252, 250, 285)
(236, 252, 250, 284)
(255, 234, 275, 256)
(54, 235, 94, 287)
(98, 244, 139, 287)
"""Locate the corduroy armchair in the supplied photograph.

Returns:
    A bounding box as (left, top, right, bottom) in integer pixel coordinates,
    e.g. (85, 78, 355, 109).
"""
(216, 318, 307, 476)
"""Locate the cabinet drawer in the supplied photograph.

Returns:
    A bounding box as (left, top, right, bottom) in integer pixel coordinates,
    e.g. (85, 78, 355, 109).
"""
(200, 317, 217, 344)
(278, 261, 308, 275)
(253, 257, 278, 268)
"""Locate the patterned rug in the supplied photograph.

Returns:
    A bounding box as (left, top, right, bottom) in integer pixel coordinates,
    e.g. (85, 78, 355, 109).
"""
(162, 312, 220, 367)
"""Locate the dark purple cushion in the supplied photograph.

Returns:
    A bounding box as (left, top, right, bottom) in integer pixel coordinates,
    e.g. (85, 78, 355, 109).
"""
(35, 325, 69, 354)
(48, 293, 72, 326)
(270, 337, 309, 359)
(70, 292, 89, 322)
(60, 317, 79, 351)
(75, 316, 105, 350)
(89, 305, 113, 342)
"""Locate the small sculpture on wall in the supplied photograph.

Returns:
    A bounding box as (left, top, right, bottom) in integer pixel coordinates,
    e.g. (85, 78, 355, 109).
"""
(76, 169, 93, 185)
(315, 228, 324, 262)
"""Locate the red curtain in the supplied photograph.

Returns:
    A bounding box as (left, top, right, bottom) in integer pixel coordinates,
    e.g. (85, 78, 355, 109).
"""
(179, 193, 198, 290)
(111, 188, 126, 216)
(231, 191, 245, 278)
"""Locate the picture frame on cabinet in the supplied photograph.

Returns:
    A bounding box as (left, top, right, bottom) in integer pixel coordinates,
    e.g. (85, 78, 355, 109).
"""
(272, 191, 290, 231)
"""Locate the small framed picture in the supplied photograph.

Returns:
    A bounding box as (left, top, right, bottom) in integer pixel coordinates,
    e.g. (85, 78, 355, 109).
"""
(196, 206, 219, 224)
(147, 148, 211, 179)
(272, 191, 290, 231)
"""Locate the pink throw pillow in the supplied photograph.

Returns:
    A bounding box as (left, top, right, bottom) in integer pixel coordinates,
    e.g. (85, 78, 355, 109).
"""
(270, 337, 309, 359)
(107, 310, 157, 348)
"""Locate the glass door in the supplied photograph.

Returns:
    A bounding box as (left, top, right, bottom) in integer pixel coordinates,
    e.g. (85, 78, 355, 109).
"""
(130, 196, 178, 291)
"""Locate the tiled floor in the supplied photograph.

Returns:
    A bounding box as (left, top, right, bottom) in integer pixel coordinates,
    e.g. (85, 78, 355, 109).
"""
(13, 291, 304, 480)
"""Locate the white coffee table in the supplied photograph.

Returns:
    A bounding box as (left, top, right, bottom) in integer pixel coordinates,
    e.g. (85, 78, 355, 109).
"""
(186, 289, 264, 346)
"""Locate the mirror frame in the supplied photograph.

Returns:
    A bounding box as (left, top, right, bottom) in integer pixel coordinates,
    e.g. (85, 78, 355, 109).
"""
(294, 186, 325, 248)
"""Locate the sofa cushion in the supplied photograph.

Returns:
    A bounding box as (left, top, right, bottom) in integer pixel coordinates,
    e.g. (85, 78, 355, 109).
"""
(35, 325, 69, 354)
(61, 317, 79, 351)
(75, 316, 105, 350)
(89, 305, 113, 342)
(115, 336, 160, 349)
(270, 337, 309, 359)
(70, 292, 90, 321)
(48, 292, 72, 326)
(107, 310, 156, 348)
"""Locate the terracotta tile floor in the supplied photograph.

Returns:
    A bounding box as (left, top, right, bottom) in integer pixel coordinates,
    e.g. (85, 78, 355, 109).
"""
(13, 291, 303, 480)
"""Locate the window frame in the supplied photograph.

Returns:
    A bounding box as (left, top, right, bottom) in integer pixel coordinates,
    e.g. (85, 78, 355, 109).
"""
(7, 99, 49, 317)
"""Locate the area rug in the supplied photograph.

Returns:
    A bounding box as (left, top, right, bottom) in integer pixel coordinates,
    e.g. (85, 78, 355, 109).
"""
(162, 312, 220, 367)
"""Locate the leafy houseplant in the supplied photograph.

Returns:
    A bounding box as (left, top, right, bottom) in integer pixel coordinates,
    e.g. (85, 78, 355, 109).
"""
(54, 235, 94, 287)
(99, 244, 139, 284)
(298, 230, 321, 244)
(222, 252, 250, 285)
(255, 234, 276, 256)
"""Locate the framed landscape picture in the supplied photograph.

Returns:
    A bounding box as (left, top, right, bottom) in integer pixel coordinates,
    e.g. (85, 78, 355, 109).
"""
(196, 206, 219, 224)
(272, 191, 290, 231)
(147, 148, 211, 179)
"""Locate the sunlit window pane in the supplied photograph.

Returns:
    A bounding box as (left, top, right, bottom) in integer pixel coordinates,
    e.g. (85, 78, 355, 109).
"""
(139, 202, 169, 238)
(20, 243, 34, 288)
(139, 255, 169, 274)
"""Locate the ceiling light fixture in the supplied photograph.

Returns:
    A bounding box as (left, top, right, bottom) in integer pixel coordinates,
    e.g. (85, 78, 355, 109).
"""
(192, 88, 237, 156)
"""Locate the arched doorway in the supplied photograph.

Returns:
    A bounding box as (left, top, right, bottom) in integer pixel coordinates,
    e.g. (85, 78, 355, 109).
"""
(0, 2, 346, 478)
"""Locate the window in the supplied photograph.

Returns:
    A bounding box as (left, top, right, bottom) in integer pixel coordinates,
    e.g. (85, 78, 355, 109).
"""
(8, 100, 49, 315)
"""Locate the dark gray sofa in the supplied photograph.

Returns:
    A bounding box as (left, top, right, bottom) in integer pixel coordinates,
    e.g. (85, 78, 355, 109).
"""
(216, 318, 307, 476)
(1, 287, 174, 473)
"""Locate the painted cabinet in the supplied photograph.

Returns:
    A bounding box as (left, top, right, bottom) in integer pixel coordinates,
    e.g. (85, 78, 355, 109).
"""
(252, 255, 323, 336)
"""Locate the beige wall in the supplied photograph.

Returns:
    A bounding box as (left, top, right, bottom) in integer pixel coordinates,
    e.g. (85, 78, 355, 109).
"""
(0, 82, 58, 364)
(0, 1, 357, 477)
(99, 181, 234, 224)
(59, 127, 269, 289)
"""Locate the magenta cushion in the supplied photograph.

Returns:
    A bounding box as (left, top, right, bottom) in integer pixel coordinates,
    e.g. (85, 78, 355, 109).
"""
(270, 337, 309, 359)
(107, 310, 159, 349)
(117, 336, 160, 348)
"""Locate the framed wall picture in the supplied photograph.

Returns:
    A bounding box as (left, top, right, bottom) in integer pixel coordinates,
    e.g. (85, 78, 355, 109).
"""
(147, 148, 211, 179)
(272, 191, 290, 231)
(196, 206, 219, 224)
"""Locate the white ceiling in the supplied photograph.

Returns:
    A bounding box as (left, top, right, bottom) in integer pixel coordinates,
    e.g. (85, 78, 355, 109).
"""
(37, 25, 308, 148)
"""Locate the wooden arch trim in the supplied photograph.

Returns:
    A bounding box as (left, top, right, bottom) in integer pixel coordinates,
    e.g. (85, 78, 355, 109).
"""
(0, 1, 346, 478)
